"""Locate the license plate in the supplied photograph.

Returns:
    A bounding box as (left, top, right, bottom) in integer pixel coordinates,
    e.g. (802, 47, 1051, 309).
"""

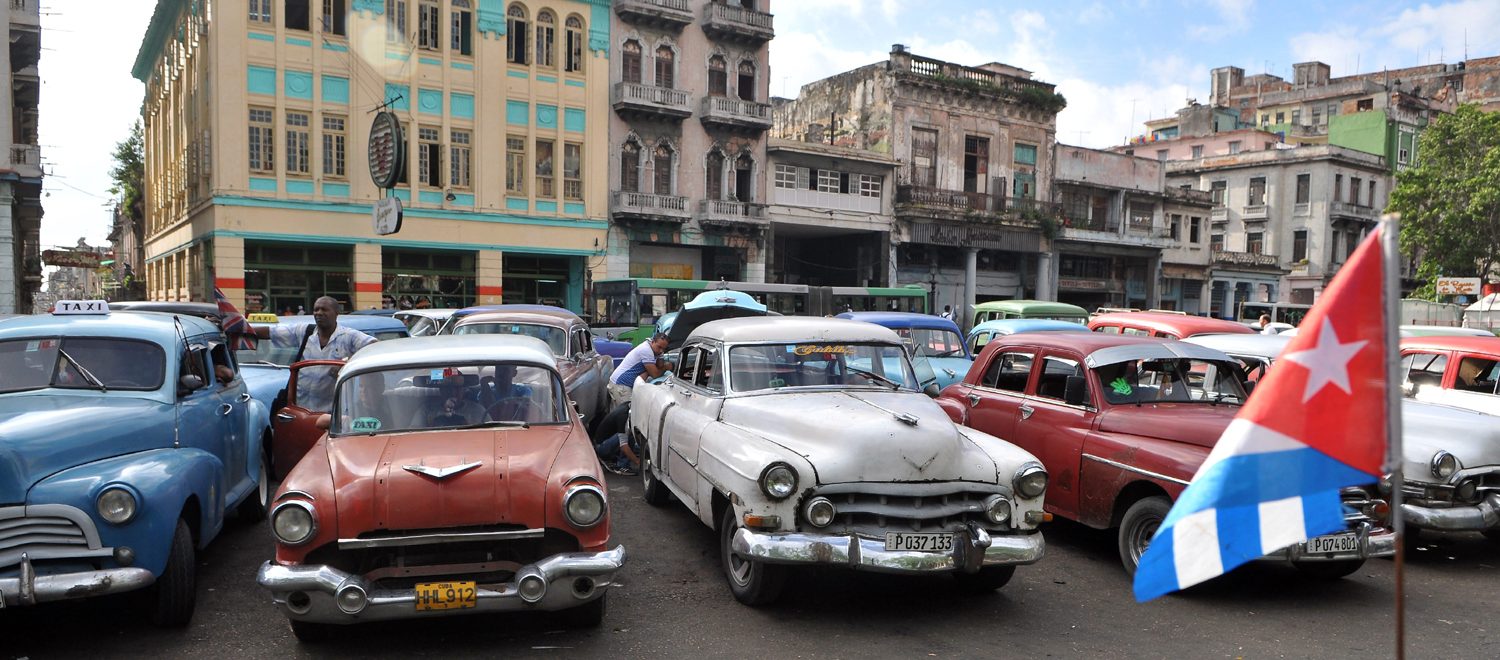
(1303, 533, 1359, 555)
(414, 581, 477, 612)
(885, 532, 954, 552)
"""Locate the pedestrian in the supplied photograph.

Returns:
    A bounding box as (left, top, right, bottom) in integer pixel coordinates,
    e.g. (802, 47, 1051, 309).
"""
(254, 295, 377, 413)
(608, 332, 670, 406)
(1258, 313, 1277, 335)
(940, 305, 954, 320)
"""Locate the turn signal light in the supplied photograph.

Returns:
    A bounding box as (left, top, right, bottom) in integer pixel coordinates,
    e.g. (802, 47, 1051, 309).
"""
(1024, 511, 1053, 525)
(742, 514, 781, 529)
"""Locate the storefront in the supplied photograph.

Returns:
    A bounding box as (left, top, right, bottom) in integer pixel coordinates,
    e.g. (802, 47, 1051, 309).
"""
(894, 221, 1040, 318)
(243, 241, 354, 315)
(382, 248, 477, 310)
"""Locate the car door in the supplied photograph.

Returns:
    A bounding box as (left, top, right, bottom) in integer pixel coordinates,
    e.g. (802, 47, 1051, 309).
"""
(964, 348, 1035, 443)
(1014, 351, 1094, 520)
(209, 340, 252, 504)
(176, 345, 230, 510)
(660, 344, 723, 506)
(269, 358, 345, 479)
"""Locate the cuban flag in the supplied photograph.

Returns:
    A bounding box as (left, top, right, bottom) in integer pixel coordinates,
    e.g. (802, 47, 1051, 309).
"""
(213, 286, 257, 351)
(1133, 228, 1390, 601)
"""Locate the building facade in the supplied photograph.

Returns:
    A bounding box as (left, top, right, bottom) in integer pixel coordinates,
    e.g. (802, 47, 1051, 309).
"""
(605, 0, 773, 283)
(1, 0, 41, 314)
(764, 137, 896, 287)
(133, 0, 612, 314)
(1159, 186, 1213, 314)
(1049, 145, 1172, 311)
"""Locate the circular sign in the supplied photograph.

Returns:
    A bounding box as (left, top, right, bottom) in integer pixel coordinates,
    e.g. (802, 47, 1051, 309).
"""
(368, 111, 405, 189)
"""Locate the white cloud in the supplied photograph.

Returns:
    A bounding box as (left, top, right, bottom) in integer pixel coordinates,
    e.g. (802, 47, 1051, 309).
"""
(1288, 27, 1366, 74)
(1379, 0, 1500, 65)
(1078, 3, 1113, 24)
(1188, 0, 1255, 41)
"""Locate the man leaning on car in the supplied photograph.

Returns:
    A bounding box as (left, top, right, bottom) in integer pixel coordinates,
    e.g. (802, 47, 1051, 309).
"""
(607, 332, 670, 406)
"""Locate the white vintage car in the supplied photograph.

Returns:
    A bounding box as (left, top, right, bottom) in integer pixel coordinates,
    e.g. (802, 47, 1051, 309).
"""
(1400, 401, 1500, 543)
(630, 317, 1048, 605)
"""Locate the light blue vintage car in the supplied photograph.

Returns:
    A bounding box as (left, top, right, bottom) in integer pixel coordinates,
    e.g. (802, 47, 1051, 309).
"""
(837, 311, 970, 389)
(0, 303, 271, 625)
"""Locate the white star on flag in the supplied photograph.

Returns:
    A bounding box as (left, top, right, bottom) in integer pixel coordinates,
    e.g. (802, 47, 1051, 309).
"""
(1279, 317, 1368, 402)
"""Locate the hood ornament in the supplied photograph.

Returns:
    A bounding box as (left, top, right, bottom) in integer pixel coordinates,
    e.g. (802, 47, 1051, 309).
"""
(402, 461, 483, 479)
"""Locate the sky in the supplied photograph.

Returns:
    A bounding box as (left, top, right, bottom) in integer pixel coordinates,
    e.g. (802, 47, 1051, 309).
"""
(37, 0, 1500, 253)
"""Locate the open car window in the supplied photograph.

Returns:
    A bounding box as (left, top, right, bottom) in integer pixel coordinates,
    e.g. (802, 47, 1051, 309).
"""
(728, 343, 918, 393)
(334, 362, 567, 434)
(1093, 358, 1246, 405)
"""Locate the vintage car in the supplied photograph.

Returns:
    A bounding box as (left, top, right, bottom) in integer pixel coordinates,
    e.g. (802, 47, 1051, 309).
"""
(1400, 335, 1500, 416)
(971, 300, 1090, 325)
(1182, 333, 1293, 383)
(1088, 311, 1256, 339)
(256, 335, 625, 641)
(967, 319, 1090, 356)
(631, 317, 1047, 605)
(0, 302, 271, 624)
(434, 304, 633, 367)
(451, 310, 613, 430)
(393, 308, 458, 337)
(836, 312, 970, 389)
(938, 332, 1394, 579)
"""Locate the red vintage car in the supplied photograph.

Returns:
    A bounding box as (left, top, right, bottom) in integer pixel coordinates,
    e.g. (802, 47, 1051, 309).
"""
(937, 332, 1393, 579)
(1400, 335, 1500, 416)
(1087, 311, 1255, 339)
(255, 335, 625, 642)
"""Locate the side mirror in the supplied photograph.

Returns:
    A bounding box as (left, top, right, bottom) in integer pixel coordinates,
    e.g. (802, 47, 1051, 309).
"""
(315, 414, 331, 430)
(178, 374, 204, 393)
(1063, 375, 1088, 406)
(923, 383, 941, 399)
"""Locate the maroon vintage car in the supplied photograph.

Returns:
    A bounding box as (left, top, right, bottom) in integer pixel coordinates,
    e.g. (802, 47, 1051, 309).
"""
(450, 310, 613, 431)
(936, 332, 1394, 579)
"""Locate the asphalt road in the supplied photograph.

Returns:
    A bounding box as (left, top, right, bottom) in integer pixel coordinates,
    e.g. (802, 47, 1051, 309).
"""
(4, 475, 1496, 659)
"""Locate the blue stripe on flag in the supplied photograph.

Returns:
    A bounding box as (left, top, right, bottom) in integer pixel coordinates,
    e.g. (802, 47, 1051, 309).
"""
(1300, 489, 1346, 538)
(1215, 501, 1261, 562)
(1161, 447, 1374, 529)
(1135, 527, 1177, 597)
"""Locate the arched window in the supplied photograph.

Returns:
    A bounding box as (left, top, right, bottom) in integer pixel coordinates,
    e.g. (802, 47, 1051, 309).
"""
(535, 10, 556, 69)
(620, 140, 641, 193)
(705, 149, 725, 200)
(737, 61, 756, 101)
(506, 5, 528, 64)
(565, 16, 585, 73)
(653, 143, 674, 195)
(734, 153, 754, 202)
(654, 45, 675, 89)
(708, 55, 727, 97)
(621, 40, 642, 84)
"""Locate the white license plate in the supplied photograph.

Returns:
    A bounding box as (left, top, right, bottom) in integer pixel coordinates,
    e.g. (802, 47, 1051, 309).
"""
(885, 532, 954, 552)
(1303, 533, 1359, 554)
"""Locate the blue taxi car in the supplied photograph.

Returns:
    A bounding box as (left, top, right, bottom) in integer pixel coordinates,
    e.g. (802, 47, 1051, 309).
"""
(0, 302, 271, 625)
(836, 311, 971, 389)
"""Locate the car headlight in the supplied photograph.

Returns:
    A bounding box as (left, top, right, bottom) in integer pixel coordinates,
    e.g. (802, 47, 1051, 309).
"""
(97, 487, 138, 525)
(1013, 463, 1048, 499)
(760, 463, 798, 500)
(1430, 451, 1459, 480)
(1455, 479, 1480, 503)
(271, 501, 317, 545)
(564, 484, 606, 528)
(983, 494, 1012, 525)
(804, 496, 836, 528)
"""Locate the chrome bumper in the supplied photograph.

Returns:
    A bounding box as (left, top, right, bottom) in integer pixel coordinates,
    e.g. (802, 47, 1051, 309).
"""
(1265, 521, 1396, 563)
(731, 524, 1043, 574)
(1403, 492, 1500, 531)
(0, 552, 155, 607)
(255, 546, 626, 624)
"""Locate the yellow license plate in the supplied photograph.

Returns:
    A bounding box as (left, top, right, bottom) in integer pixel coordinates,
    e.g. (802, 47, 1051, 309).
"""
(414, 581, 477, 611)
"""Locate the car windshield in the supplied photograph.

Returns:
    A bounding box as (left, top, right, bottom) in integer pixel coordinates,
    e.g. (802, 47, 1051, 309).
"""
(728, 342, 919, 392)
(0, 337, 166, 393)
(1093, 358, 1247, 405)
(895, 327, 966, 358)
(334, 362, 567, 435)
(453, 323, 566, 355)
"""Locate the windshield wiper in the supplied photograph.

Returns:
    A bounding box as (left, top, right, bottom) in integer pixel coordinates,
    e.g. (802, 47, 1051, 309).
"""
(846, 367, 902, 390)
(455, 419, 530, 430)
(58, 349, 107, 392)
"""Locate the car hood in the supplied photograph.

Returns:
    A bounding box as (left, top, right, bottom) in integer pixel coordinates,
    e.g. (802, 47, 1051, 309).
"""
(327, 425, 573, 534)
(719, 390, 1000, 485)
(1096, 404, 1236, 449)
(1401, 400, 1500, 481)
(0, 394, 172, 505)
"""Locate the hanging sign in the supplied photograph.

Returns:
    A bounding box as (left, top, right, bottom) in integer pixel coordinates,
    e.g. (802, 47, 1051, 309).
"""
(368, 111, 405, 190)
(373, 196, 403, 236)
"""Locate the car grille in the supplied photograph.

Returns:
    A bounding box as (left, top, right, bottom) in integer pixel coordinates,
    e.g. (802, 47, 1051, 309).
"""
(801, 484, 1008, 536)
(308, 527, 582, 584)
(1339, 487, 1387, 525)
(0, 505, 101, 568)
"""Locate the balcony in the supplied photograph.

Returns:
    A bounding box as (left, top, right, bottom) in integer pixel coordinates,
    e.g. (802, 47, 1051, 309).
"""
(701, 1, 774, 44)
(611, 191, 692, 224)
(696, 198, 768, 231)
(611, 82, 692, 121)
(1330, 201, 1376, 220)
(1241, 204, 1267, 219)
(614, 0, 694, 30)
(1212, 250, 1280, 268)
(897, 185, 998, 213)
(698, 95, 772, 133)
(1210, 207, 1228, 224)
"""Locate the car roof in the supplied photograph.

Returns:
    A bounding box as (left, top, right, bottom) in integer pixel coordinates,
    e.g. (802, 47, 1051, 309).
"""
(265, 314, 408, 333)
(993, 331, 1167, 355)
(836, 311, 959, 332)
(1181, 333, 1292, 359)
(451, 304, 581, 320)
(1401, 335, 1500, 355)
(0, 309, 220, 340)
(1399, 325, 1495, 338)
(340, 334, 557, 379)
(968, 319, 1090, 336)
(972, 299, 1089, 316)
(393, 308, 458, 319)
(453, 310, 576, 330)
(1088, 311, 1255, 337)
(691, 316, 901, 344)
(109, 300, 222, 317)
(1084, 339, 1235, 368)
(349, 308, 398, 316)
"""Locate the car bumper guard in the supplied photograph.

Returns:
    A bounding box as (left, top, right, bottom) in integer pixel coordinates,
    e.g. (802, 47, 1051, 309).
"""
(731, 523, 1043, 574)
(1402, 492, 1500, 532)
(1266, 521, 1396, 563)
(0, 552, 155, 608)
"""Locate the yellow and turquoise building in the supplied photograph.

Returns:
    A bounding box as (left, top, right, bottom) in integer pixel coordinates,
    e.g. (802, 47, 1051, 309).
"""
(133, 0, 611, 313)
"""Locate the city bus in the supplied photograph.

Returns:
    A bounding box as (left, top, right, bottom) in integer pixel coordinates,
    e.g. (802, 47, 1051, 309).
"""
(591, 278, 929, 344)
(1236, 301, 1312, 326)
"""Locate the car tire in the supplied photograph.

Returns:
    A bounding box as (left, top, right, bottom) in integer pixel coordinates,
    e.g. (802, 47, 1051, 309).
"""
(148, 518, 197, 627)
(720, 506, 786, 606)
(640, 439, 669, 507)
(953, 565, 1016, 594)
(237, 449, 271, 523)
(561, 594, 607, 628)
(1293, 559, 1364, 580)
(1118, 496, 1171, 577)
(290, 619, 333, 643)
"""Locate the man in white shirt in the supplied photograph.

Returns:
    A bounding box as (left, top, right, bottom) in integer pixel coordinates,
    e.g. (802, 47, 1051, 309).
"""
(254, 296, 377, 412)
(607, 333, 670, 406)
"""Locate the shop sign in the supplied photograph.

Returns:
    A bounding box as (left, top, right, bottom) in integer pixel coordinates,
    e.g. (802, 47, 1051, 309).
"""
(906, 222, 1041, 252)
(1058, 278, 1113, 291)
(373, 196, 403, 236)
(42, 250, 102, 269)
(367, 111, 405, 189)
(1436, 277, 1481, 296)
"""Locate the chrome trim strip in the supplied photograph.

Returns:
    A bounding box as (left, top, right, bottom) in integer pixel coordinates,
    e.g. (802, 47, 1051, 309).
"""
(275, 489, 316, 503)
(1082, 453, 1191, 486)
(337, 528, 545, 550)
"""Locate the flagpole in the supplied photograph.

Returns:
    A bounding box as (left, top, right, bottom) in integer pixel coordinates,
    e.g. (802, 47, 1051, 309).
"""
(1381, 214, 1405, 660)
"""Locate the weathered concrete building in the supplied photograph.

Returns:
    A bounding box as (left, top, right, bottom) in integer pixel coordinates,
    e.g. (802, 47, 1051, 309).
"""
(1049, 145, 1172, 311)
(764, 137, 896, 287)
(773, 45, 1064, 324)
(606, 0, 774, 282)
(1160, 186, 1214, 314)
(1, 0, 41, 313)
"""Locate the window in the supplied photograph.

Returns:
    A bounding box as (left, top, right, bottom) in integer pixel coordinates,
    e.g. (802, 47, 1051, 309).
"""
(734, 154, 754, 203)
(1346, 230, 1358, 259)
(1334, 173, 1343, 202)
(506, 135, 526, 194)
(655, 45, 674, 89)
(397, 121, 410, 185)
(286, 111, 311, 175)
(692, 346, 721, 393)
(1247, 231, 1264, 254)
(322, 115, 345, 177)
(450, 0, 472, 54)
(1293, 229, 1307, 262)
(323, 0, 347, 34)
(418, 0, 440, 50)
(565, 16, 584, 72)
(773, 164, 797, 189)
(1169, 214, 1181, 240)
(859, 174, 882, 198)
(963, 135, 989, 194)
(1368, 180, 1377, 208)
(1330, 232, 1343, 262)
(1295, 173, 1310, 204)
(705, 150, 724, 200)
(621, 40, 642, 85)
(506, 5, 528, 64)
(1157, 149, 1169, 161)
(981, 352, 1033, 392)
(250, 0, 272, 24)
(1228, 141, 1241, 154)
(386, 0, 407, 43)
(1189, 217, 1202, 243)
(621, 141, 641, 193)
(1356, 98, 1373, 112)
(535, 138, 555, 197)
(450, 129, 471, 190)
(1035, 356, 1084, 402)
(418, 126, 441, 187)
(1013, 172, 1035, 199)
(1402, 353, 1447, 391)
(535, 11, 556, 69)
(1291, 109, 1301, 125)
(708, 55, 727, 97)
(1210, 180, 1226, 206)
(249, 108, 275, 173)
(1327, 103, 1338, 118)
(563, 143, 582, 200)
(1191, 144, 1204, 158)
(816, 169, 840, 193)
(1275, 111, 1285, 124)
(911, 127, 937, 187)
(285, 0, 310, 30)
(1248, 177, 1266, 206)
(1455, 357, 1500, 394)
(1210, 233, 1224, 252)
(1350, 177, 1361, 206)
(653, 144, 673, 195)
(737, 61, 755, 102)
(1013, 142, 1037, 166)
(210, 343, 237, 386)
(1311, 106, 1322, 125)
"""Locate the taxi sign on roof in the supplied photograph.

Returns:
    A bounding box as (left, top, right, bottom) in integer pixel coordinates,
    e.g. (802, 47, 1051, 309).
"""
(247, 313, 280, 323)
(53, 300, 109, 315)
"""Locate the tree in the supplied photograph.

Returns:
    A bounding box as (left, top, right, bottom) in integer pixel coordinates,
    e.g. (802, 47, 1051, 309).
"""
(108, 120, 145, 245)
(1388, 104, 1500, 296)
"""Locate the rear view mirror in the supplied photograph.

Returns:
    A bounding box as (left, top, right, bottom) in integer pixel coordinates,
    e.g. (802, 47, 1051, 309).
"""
(1063, 375, 1088, 406)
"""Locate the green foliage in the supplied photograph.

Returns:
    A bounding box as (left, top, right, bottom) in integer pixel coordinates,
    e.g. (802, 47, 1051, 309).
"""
(109, 121, 146, 234)
(1389, 104, 1500, 289)
(927, 74, 1067, 114)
